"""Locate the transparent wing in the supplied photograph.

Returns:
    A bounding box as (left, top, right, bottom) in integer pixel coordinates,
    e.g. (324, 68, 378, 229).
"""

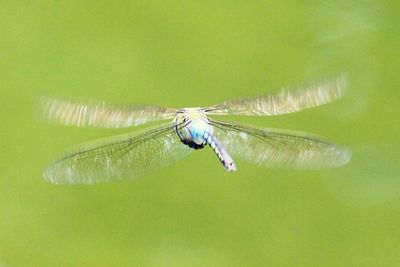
(206, 75, 346, 116)
(40, 96, 177, 128)
(44, 123, 192, 184)
(210, 119, 351, 169)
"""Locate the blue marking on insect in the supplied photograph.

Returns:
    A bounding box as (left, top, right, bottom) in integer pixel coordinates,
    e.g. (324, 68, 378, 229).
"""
(189, 120, 208, 141)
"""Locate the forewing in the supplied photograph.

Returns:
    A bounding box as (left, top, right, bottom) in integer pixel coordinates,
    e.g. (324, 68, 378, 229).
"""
(40, 96, 177, 128)
(44, 123, 192, 184)
(211, 120, 351, 169)
(206, 75, 346, 116)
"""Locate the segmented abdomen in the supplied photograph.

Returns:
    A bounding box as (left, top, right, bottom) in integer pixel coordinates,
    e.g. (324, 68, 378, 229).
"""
(203, 132, 237, 171)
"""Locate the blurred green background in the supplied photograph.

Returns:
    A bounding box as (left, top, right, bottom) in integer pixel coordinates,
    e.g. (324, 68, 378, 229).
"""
(1, 1, 399, 266)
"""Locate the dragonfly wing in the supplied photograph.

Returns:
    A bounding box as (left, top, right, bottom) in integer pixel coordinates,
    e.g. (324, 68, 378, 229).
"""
(40, 96, 177, 128)
(205, 75, 346, 116)
(210, 119, 351, 169)
(44, 123, 192, 184)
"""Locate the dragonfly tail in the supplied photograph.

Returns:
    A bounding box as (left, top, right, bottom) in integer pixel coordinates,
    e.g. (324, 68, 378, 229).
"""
(203, 132, 237, 171)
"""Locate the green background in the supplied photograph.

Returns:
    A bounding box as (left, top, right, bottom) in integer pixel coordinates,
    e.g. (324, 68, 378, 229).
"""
(1, 1, 399, 266)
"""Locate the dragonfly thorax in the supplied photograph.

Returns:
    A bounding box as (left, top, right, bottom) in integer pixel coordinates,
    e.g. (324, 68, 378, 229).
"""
(174, 108, 214, 149)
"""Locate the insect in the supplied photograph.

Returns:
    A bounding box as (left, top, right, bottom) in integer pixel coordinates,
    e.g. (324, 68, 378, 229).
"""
(41, 75, 351, 184)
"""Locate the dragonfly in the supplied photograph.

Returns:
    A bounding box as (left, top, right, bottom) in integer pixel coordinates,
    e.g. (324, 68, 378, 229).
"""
(41, 75, 351, 184)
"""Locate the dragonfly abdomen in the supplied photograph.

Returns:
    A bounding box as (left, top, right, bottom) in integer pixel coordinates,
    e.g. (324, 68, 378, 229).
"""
(203, 132, 237, 172)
